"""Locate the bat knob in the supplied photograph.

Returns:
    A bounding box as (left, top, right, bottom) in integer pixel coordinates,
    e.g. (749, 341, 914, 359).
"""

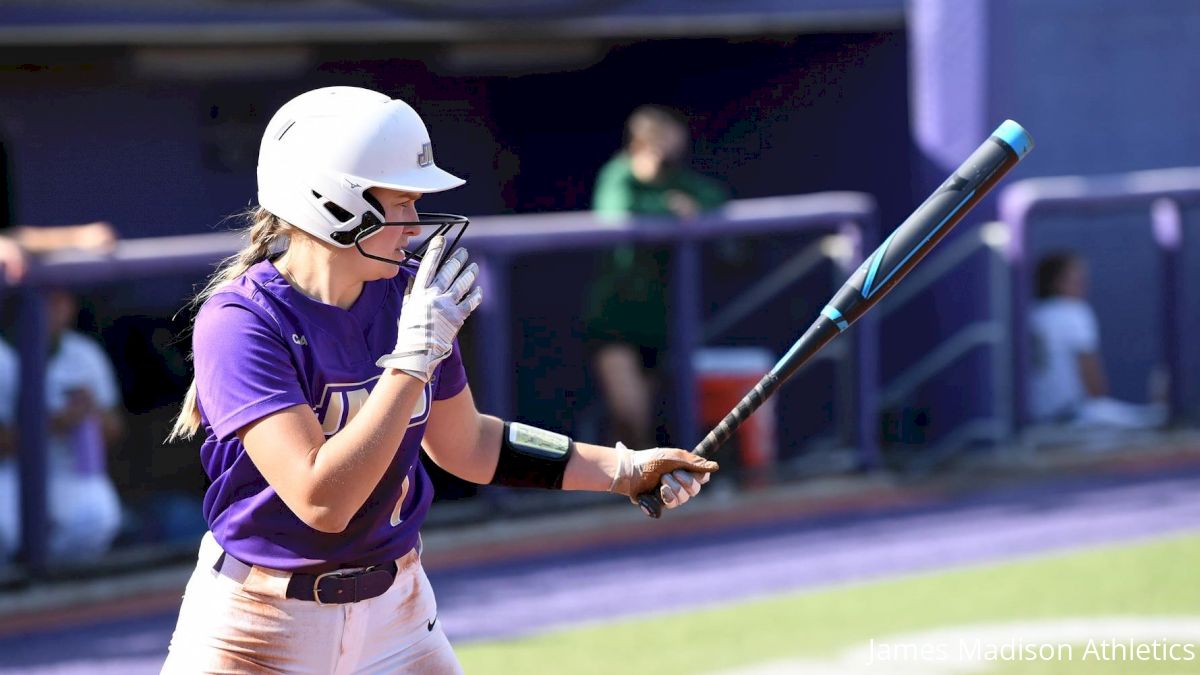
(636, 492, 664, 519)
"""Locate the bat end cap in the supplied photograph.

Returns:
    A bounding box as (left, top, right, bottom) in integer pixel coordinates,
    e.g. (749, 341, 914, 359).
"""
(993, 120, 1034, 158)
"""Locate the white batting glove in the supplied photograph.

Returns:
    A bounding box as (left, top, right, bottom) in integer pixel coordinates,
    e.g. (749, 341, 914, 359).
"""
(376, 235, 483, 382)
(609, 442, 717, 509)
(659, 469, 711, 507)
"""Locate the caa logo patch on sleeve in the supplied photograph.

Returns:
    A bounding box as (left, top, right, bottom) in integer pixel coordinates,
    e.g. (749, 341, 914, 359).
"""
(315, 376, 431, 436)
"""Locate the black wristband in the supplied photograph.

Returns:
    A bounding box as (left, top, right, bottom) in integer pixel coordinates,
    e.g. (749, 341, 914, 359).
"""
(490, 421, 573, 490)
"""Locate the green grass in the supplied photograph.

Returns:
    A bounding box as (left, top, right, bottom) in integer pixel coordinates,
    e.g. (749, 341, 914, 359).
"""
(456, 533, 1200, 674)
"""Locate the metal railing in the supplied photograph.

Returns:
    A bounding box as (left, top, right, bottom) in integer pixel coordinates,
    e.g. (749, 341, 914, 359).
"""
(5, 192, 878, 573)
(702, 231, 858, 343)
(875, 221, 1013, 466)
(999, 166, 1200, 429)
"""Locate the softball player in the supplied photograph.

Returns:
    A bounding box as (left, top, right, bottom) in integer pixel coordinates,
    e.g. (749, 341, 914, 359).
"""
(161, 86, 718, 674)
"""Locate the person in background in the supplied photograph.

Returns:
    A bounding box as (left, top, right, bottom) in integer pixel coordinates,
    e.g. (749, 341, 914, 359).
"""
(0, 221, 117, 283)
(0, 132, 123, 562)
(0, 288, 125, 563)
(1028, 251, 1166, 430)
(0, 138, 117, 283)
(0, 235, 23, 284)
(585, 104, 727, 449)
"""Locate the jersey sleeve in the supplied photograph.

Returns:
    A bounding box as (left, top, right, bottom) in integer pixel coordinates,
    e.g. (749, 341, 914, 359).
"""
(194, 295, 309, 440)
(433, 338, 468, 401)
(592, 155, 637, 217)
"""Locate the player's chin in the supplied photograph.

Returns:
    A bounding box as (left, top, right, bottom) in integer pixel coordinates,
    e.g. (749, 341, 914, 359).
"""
(364, 255, 404, 281)
(381, 258, 404, 278)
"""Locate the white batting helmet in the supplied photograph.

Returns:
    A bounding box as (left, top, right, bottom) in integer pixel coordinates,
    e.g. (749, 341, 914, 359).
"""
(257, 86, 467, 262)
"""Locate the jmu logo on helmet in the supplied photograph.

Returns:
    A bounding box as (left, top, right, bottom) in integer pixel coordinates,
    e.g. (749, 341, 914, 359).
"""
(417, 142, 434, 168)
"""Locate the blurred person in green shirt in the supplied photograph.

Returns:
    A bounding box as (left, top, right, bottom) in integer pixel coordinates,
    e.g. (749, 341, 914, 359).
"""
(585, 105, 726, 449)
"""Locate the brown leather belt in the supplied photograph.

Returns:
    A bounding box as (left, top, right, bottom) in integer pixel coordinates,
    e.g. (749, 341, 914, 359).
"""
(213, 552, 398, 605)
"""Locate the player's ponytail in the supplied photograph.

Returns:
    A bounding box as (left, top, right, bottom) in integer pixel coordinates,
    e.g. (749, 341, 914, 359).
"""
(167, 208, 287, 442)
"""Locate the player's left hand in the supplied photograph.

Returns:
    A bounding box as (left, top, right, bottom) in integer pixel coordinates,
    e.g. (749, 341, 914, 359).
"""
(610, 442, 719, 509)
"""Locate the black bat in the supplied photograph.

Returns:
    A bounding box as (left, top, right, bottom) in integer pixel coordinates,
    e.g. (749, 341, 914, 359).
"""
(638, 120, 1035, 518)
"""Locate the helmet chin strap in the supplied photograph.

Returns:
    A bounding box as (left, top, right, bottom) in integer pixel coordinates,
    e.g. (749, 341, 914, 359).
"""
(349, 212, 470, 267)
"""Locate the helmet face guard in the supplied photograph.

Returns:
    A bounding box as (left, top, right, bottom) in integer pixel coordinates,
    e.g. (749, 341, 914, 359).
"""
(331, 212, 470, 267)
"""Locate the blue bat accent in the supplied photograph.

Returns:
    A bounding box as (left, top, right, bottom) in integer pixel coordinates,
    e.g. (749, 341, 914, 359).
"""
(773, 341, 805, 377)
(861, 229, 898, 299)
(862, 188, 977, 299)
(821, 305, 849, 331)
(993, 120, 1032, 159)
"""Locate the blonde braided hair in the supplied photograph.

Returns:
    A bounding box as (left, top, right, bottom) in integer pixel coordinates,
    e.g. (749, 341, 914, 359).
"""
(167, 208, 288, 442)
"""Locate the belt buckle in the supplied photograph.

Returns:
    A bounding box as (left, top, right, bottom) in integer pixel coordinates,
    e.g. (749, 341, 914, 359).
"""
(312, 570, 347, 606)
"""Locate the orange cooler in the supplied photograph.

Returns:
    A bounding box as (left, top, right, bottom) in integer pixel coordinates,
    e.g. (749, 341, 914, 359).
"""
(693, 347, 778, 477)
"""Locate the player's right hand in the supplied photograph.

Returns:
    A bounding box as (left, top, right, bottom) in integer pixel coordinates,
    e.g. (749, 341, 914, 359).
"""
(376, 235, 482, 382)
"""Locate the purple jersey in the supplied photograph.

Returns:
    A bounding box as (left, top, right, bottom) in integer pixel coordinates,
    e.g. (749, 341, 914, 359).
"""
(192, 259, 467, 572)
